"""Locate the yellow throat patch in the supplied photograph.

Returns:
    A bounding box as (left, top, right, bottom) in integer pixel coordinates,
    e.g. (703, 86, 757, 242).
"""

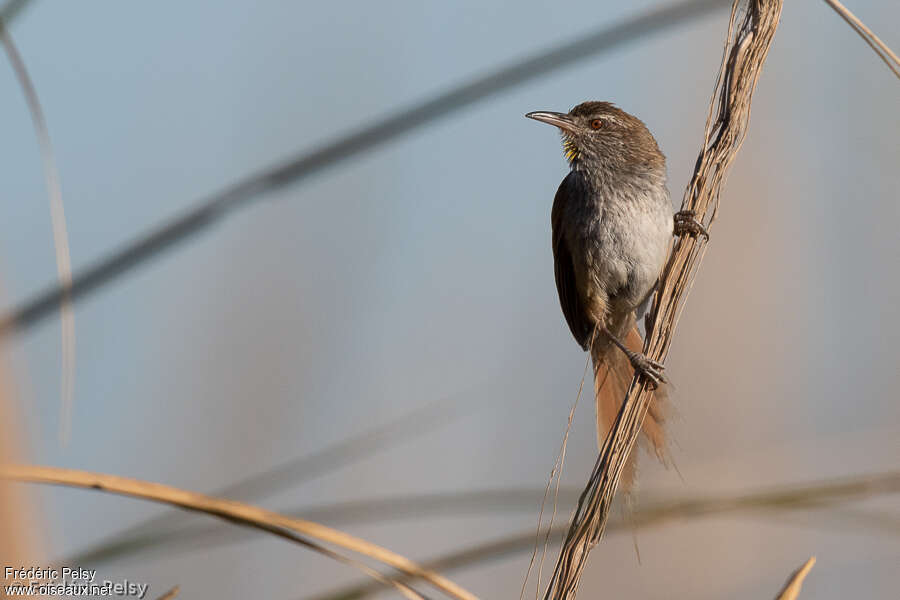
(562, 136, 580, 163)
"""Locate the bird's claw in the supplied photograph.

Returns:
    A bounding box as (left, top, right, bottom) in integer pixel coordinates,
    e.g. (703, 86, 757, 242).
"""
(674, 210, 709, 240)
(626, 351, 667, 389)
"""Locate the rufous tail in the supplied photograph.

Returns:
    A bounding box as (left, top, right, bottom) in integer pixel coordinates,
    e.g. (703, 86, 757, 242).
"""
(591, 321, 668, 492)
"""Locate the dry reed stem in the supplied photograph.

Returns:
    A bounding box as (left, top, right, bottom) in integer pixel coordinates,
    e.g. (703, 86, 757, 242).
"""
(774, 557, 816, 600)
(0, 464, 476, 600)
(542, 2, 782, 599)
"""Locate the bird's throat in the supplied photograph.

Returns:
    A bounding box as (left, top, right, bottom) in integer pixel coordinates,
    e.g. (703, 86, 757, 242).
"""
(562, 135, 580, 165)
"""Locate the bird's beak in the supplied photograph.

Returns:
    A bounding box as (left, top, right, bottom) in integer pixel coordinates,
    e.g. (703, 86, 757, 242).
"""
(526, 111, 577, 134)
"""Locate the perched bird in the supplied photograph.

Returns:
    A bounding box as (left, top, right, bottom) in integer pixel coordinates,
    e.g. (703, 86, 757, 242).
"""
(526, 102, 703, 484)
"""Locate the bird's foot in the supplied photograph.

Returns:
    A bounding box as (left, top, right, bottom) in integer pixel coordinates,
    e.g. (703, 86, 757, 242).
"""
(625, 350, 667, 389)
(674, 210, 709, 240)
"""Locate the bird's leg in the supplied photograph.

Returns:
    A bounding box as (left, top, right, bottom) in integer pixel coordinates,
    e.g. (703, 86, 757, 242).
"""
(673, 210, 709, 240)
(600, 326, 667, 388)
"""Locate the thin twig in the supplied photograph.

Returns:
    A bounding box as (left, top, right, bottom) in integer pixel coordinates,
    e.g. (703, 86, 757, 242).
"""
(0, 0, 729, 337)
(542, 2, 783, 599)
(0, 20, 75, 444)
(0, 465, 477, 600)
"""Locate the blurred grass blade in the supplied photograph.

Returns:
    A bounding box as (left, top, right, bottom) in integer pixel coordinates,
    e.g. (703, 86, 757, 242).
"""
(71, 487, 579, 566)
(0, 0, 33, 23)
(0, 0, 728, 337)
(66, 389, 478, 566)
(68, 471, 900, 568)
(0, 465, 477, 600)
(0, 20, 75, 444)
(308, 472, 899, 600)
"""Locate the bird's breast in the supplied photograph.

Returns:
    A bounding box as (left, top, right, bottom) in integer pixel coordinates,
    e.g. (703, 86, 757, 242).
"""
(562, 174, 672, 310)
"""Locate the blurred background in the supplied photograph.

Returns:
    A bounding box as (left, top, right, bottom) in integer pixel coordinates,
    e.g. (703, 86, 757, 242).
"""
(0, 0, 898, 598)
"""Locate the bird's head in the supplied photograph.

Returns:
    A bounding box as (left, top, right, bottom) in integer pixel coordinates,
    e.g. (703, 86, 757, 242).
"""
(526, 101, 664, 173)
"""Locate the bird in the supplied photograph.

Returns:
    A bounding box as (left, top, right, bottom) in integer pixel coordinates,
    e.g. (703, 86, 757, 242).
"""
(526, 101, 704, 486)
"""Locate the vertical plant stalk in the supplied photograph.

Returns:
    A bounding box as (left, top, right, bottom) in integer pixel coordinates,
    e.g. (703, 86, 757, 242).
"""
(542, 2, 783, 599)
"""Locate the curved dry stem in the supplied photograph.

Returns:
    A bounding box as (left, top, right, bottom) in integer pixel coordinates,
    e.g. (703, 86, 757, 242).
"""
(0, 22, 75, 445)
(64, 390, 475, 567)
(0, 465, 476, 600)
(822, 0, 900, 79)
(63, 468, 900, 569)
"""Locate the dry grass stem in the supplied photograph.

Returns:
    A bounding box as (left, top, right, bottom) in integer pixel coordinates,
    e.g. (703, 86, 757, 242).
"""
(153, 586, 180, 600)
(542, 2, 782, 598)
(68, 470, 900, 568)
(774, 557, 816, 600)
(822, 0, 900, 79)
(0, 464, 476, 600)
(0, 21, 75, 445)
(65, 392, 473, 567)
(521, 357, 590, 600)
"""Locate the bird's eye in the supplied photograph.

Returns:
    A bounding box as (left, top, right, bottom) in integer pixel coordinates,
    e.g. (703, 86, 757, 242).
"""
(589, 119, 604, 130)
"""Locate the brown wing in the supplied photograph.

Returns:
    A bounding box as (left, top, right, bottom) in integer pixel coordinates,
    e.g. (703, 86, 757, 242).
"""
(551, 176, 593, 350)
